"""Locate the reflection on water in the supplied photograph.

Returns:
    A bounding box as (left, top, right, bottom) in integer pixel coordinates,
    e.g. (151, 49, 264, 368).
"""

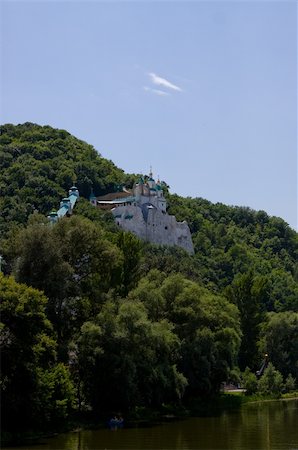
(4, 399, 298, 450)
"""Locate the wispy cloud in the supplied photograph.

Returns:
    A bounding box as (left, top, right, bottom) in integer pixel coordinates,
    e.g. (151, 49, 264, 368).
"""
(143, 86, 170, 97)
(148, 72, 182, 92)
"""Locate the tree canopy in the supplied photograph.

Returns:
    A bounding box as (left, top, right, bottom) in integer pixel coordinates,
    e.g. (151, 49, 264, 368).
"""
(0, 274, 75, 430)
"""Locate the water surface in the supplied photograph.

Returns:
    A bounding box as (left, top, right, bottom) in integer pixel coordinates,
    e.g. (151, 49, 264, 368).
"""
(4, 399, 298, 450)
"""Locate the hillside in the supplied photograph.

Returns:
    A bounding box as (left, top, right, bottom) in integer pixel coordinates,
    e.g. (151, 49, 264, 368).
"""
(1, 123, 297, 436)
(1, 123, 297, 309)
(166, 195, 298, 308)
(0, 122, 136, 235)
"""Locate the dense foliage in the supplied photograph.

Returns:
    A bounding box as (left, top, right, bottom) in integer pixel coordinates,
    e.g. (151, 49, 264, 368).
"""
(0, 275, 75, 431)
(1, 123, 297, 435)
(0, 122, 136, 236)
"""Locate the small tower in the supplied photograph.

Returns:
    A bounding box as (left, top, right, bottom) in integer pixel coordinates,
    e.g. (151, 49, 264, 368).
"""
(147, 166, 155, 189)
(68, 186, 79, 198)
(47, 210, 58, 224)
(89, 188, 97, 207)
(134, 176, 144, 199)
(60, 198, 71, 213)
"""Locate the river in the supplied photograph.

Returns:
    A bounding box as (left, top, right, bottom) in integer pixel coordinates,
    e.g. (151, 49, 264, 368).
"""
(4, 399, 298, 450)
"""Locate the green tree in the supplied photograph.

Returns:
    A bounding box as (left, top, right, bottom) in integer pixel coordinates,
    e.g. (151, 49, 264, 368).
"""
(284, 374, 296, 393)
(140, 244, 202, 283)
(116, 231, 142, 296)
(12, 222, 72, 303)
(258, 363, 283, 397)
(8, 216, 123, 358)
(170, 281, 241, 397)
(35, 363, 75, 426)
(128, 269, 167, 321)
(77, 298, 187, 412)
(0, 274, 74, 430)
(259, 312, 298, 380)
(130, 272, 241, 398)
(225, 271, 265, 371)
(242, 367, 258, 395)
(267, 269, 298, 312)
(10, 222, 73, 353)
(53, 215, 122, 296)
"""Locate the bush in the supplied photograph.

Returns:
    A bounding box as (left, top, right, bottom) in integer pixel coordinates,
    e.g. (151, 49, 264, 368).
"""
(258, 363, 283, 397)
(284, 374, 296, 393)
(242, 367, 258, 395)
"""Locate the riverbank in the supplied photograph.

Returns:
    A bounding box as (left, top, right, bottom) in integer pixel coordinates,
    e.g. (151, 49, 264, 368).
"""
(128, 391, 298, 425)
(225, 390, 298, 405)
(2, 393, 298, 447)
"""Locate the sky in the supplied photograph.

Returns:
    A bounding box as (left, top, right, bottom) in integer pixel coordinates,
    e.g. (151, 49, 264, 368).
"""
(1, 0, 297, 230)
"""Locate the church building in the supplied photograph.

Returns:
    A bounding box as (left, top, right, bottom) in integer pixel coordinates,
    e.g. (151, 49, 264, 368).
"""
(96, 171, 194, 254)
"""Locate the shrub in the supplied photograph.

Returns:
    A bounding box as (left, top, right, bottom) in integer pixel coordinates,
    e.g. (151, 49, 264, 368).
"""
(284, 374, 296, 393)
(258, 363, 283, 397)
(242, 367, 258, 395)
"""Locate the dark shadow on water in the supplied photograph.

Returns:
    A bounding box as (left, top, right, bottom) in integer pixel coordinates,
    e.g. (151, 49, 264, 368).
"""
(187, 393, 244, 417)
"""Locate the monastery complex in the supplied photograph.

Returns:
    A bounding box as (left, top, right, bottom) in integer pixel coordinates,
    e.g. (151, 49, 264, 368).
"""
(96, 172, 194, 254)
(49, 172, 194, 254)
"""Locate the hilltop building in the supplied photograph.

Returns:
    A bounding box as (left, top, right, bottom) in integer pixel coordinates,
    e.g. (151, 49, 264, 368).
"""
(96, 172, 194, 254)
(48, 173, 194, 254)
(48, 186, 79, 223)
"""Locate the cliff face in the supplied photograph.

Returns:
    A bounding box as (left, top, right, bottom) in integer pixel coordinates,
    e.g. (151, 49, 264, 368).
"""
(112, 203, 194, 254)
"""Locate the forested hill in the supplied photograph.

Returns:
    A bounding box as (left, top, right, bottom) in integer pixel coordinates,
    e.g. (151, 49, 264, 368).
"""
(1, 122, 297, 309)
(0, 122, 135, 232)
(166, 194, 298, 307)
(1, 123, 298, 436)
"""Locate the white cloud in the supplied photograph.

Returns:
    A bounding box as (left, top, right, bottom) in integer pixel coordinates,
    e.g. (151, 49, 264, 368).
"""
(148, 72, 182, 92)
(143, 86, 170, 96)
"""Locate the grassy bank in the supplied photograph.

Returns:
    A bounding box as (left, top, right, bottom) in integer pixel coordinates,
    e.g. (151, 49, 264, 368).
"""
(221, 390, 298, 405)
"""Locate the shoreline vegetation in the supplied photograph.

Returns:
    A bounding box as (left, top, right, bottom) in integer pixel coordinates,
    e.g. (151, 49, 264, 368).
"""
(2, 393, 298, 447)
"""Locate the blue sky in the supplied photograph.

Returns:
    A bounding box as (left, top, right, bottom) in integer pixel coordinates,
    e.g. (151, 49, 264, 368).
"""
(1, 1, 297, 229)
